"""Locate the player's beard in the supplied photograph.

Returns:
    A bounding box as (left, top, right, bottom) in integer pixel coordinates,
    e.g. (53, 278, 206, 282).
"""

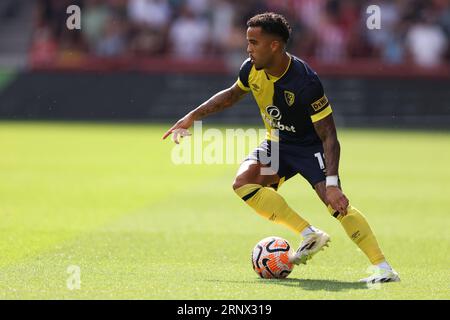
(254, 56, 272, 71)
(253, 60, 266, 71)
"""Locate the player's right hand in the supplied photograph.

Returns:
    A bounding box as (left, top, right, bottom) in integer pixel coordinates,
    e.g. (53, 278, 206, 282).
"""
(326, 186, 349, 215)
(162, 113, 195, 144)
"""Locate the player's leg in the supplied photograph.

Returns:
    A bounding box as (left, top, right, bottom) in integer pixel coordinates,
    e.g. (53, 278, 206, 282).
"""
(314, 181, 400, 283)
(234, 140, 330, 265)
(233, 159, 311, 236)
(274, 145, 331, 265)
(314, 181, 386, 265)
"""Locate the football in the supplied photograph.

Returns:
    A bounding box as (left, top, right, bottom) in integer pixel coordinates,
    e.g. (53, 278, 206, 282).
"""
(251, 236, 294, 279)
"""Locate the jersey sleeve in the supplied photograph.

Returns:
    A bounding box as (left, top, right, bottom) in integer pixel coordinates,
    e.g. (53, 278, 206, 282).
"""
(235, 58, 252, 92)
(300, 78, 333, 123)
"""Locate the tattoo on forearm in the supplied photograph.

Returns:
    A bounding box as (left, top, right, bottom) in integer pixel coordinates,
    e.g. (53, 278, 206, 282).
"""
(314, 116, 340, 176)
(192, 87, 243, 120)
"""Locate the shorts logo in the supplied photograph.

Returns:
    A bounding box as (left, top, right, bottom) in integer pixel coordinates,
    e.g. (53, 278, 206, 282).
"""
(284, 90, 295, 107)
(251, 84, 260, 92)
(311, 95, 329, 111)
(266, 105, 282, 121)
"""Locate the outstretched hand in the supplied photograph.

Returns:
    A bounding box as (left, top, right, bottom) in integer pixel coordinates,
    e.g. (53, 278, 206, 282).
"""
(162, 113, 195, 144)
(326, 186, 349, 215)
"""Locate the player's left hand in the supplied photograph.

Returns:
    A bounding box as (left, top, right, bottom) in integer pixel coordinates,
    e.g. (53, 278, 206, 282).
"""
(162, 113, 195, 144)
(171, 128, 191, 144)
(326, 186, 349, 215)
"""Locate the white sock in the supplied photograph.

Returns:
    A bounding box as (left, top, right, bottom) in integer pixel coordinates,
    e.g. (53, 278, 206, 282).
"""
(376, 261, 392, 271)
(301, 225, 318, 238)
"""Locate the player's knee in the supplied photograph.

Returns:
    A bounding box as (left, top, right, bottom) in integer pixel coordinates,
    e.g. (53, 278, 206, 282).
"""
(232, 174, 263, 191)
(232, 180, 263, 203)
(232, 178, 246, 191)
(232, 176, 263, 198)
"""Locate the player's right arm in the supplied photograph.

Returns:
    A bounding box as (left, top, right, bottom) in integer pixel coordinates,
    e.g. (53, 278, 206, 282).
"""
(162, 82, 248, 143)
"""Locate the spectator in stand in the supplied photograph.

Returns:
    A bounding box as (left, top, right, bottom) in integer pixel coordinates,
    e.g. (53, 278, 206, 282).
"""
(128, 0, 171, 30)
(210, 0, 235, 54)
(438, 0, 450, 34)
(405, 9, 448, 67)
(291, 0, 326, 31)
(127, 0, 172, 56)
(315, 0, 347, 63)
(28, 0, 450, 66)
(436, 0, 450, 61)
(185, 0, 210, 17)
(364, 0, 404, 64)
(82, 0, 111, 52)
(29, 25, 58, 65)
(340, 0, 372, 59)
(95, 14, 128, 57)
(168, 5, 209, 59)
(222, 16, 247, 70)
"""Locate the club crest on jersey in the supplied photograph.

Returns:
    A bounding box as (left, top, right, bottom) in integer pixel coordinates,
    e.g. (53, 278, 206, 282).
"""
(284, 90, 295, 107)
(311, 95, 329, 111)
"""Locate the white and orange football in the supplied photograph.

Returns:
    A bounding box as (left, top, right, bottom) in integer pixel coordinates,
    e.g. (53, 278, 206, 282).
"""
(251, 236, 294, 279)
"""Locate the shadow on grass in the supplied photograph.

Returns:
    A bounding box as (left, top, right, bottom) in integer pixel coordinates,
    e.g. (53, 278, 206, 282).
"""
(268, 278, 368, 292)
(204, 278, 368, 292)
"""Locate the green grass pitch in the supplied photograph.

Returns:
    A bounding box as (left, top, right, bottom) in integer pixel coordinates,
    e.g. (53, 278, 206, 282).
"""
(0, 121, 449, 299)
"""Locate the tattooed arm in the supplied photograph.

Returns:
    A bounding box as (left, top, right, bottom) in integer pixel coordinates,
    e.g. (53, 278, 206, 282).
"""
(313, 114, 340, 176)
(162, 83, 247, 141)
(190, 83, 247, 120)
(313, 114, 350, 214)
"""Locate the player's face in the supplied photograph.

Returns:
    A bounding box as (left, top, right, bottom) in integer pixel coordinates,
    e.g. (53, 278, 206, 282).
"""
(246, 27, 276, 70)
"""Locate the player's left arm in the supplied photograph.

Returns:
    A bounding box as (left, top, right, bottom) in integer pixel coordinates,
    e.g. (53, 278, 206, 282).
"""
(313, 115, 349, 215)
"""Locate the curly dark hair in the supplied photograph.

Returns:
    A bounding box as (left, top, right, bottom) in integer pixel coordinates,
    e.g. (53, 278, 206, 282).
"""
(247, 12, 292, 43)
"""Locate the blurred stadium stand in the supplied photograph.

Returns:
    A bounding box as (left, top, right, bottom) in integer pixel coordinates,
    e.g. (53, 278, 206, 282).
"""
(0, 0, 449, 128)
(0, 0, 34, 68)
